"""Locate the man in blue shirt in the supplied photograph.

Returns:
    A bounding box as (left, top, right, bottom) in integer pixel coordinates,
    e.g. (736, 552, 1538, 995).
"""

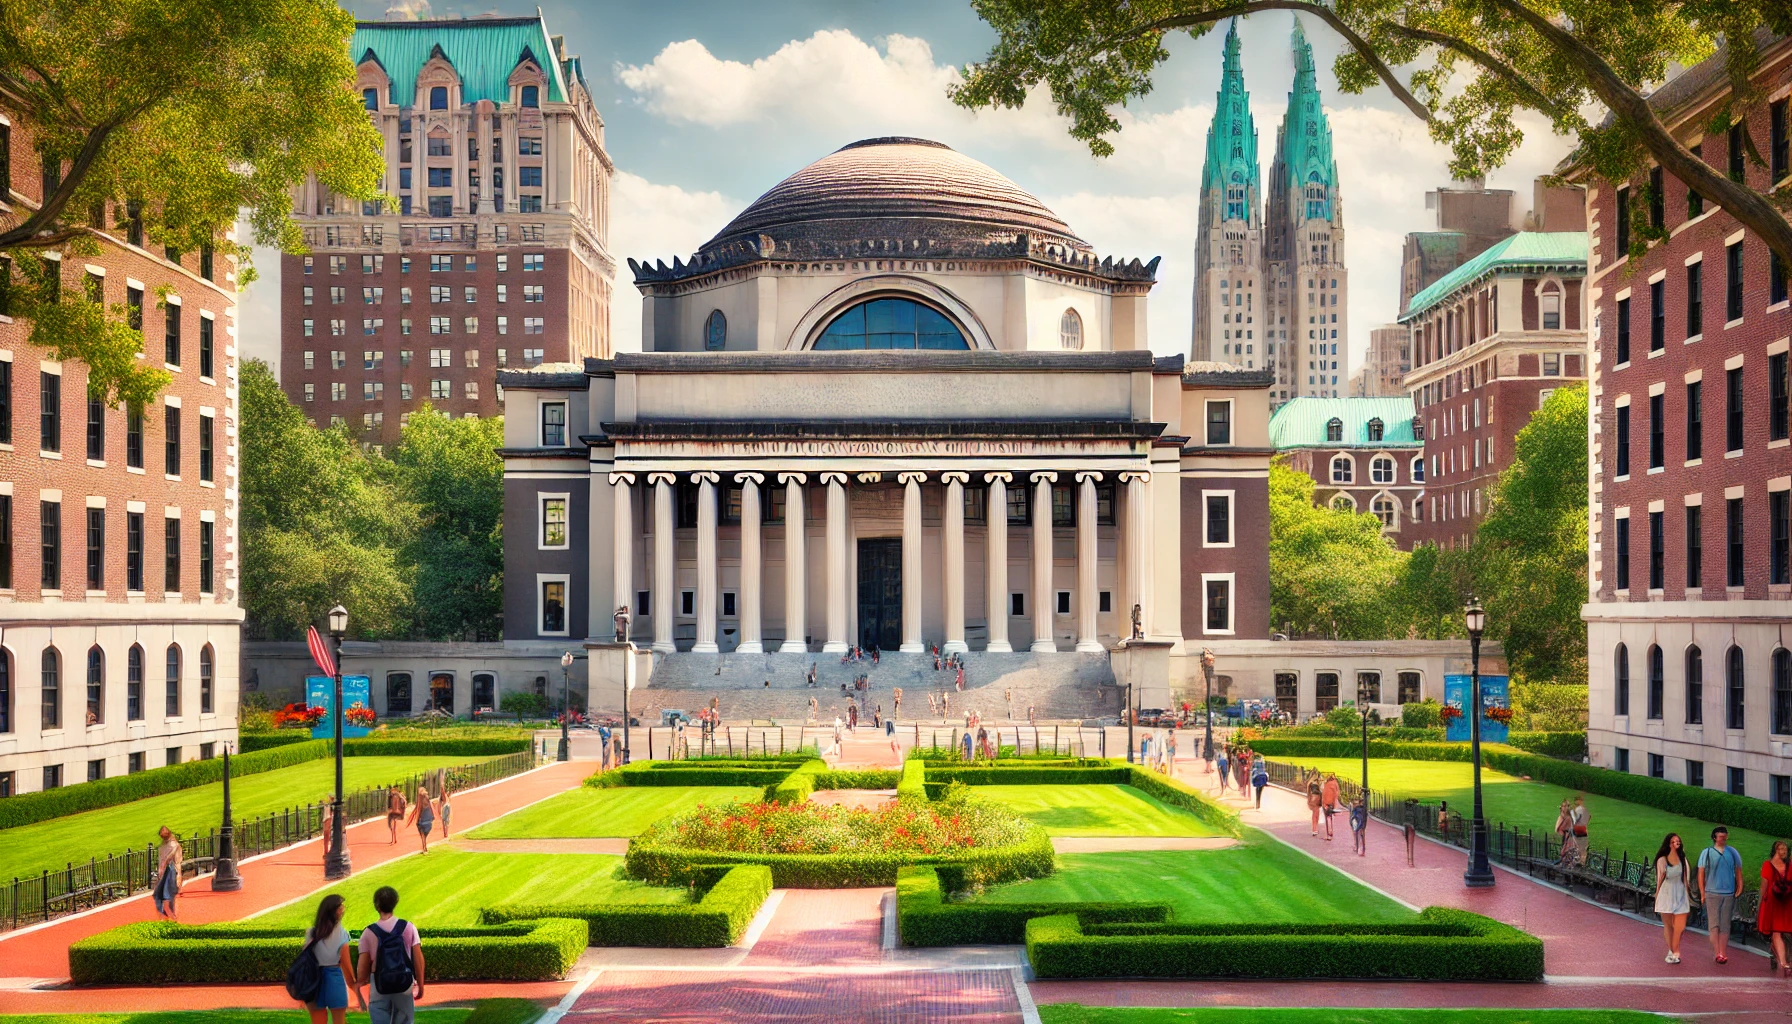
(1698, 825, 1744, 964)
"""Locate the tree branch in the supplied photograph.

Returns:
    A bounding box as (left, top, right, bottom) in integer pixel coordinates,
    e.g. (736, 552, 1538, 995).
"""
(1493, 0, 1792, 268)
(1381, 23, 1561, 118)
(0, 113, 126, 251)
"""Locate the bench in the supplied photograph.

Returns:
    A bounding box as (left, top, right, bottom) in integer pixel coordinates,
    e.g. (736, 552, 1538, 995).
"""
(45, 880, 130, 915)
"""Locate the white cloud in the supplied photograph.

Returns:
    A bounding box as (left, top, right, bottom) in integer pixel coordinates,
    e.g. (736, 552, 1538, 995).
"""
(608, 170, 743, 353)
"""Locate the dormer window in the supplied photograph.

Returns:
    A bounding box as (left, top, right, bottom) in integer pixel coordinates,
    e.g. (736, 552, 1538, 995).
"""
(363, 88, 379, 111)
(521, 85, 539, 108)
(429, 86, 448, 110)
(1325, 417, 1343, 443)
(1366, 417, 1384, 442)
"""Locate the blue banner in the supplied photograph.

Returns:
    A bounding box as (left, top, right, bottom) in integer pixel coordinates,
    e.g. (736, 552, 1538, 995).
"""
(305, 675, 374, 739)
(1443, 674, 1510, 743)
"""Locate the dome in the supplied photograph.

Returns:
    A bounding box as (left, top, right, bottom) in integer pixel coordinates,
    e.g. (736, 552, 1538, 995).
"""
(701, 137, 1091, 254)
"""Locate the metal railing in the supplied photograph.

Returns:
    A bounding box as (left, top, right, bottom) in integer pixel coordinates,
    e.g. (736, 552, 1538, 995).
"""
(2, 749, 535, 933)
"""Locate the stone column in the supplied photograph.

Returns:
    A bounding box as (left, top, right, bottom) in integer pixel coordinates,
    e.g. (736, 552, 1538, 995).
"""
(821, 472, 849, 653)
(1031, 472, 1058, 652)
(649, 473, 676, 653)
(610, 473, 635, 640)
(474, 104, 494, 214)
(941, 472, 969, 653)
(736, 473, 765, 653)
(1075, 472, 1103, 652)
(692, 472, 720, 653)
(985, 473, 1012, 652)
(1121, 471, 1151, 639)
(898, 472, 926, 652)
(779, 474, 808, 653)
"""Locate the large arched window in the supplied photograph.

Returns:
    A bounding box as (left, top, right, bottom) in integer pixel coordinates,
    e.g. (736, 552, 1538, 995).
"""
(85, 646, 104, 726)
(201, 645, 215, 715)
(1325, 417, 1344, 442)
(1726, 645, 1745, 730)
(429, 85, 448, 110)
(41, 648, 60, 729)
(813, 297, 968, 350)
(1614, 643, 1630, 716)
(127, 645, 145, 721)
(704, 309, 727, 351)
(166, 644, 182, 717)
(0, 648, 10, 735)
(1772, 647, 1792, 736)
(1060, 308, 1083, 350)
(1330, 455, 1353, 484)
(1647, 644, 1664, 720)
(521, 85, 539, 108)
(1685, 644, 1704, 725)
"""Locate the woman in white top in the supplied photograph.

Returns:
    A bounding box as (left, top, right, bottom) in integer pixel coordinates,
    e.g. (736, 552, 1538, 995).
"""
(1654, 831, 1692, 964)
(301, 894, 365, 1024)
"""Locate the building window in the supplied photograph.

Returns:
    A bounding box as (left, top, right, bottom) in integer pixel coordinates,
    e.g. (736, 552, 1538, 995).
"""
(1205, 492, 1232, 546)
(540, 578, 567, 635)
(429, 85, 447, 110)
(1727, 496, 1745, 588)
(1315, 672, 1340, 713)
(0, 649, 10, 734)
(1397, 671, 1422, 705)
(1615, 403, 1630, 477)
(1616, 186, 1630, 254)
(1727, 645, 1746, 730)
(1772, 647, 1792, 736)
(1649, 509, 1664, 590)
(200, 644, 214, 713)
(1330, 455, 1353, 484)
(1206, 400, 1231, 445)
(1325, 417, 1343, 442)
(1728, 765, 1746, 796)
(1096, 482, 1115, 525)
(84, 507, 104, 591)
(126, 511, 143, 592)
(40, 370, 60, 453)
(705, 309, 726, 351)
(166, 644, 181, 716)
(1202, 574, 1234, 634)
(1686, 380, 1702, 461)
(1411, 456, 1424, 483)
(812, 295, 975, 350)
(1647, 644, 1664, 719)
(1614, 514, 1630, 590)
(40, 647, 60, 729)
(126, 644, 143, 721)
(1687, 644, 1704, 724)
(1649, 752, 1665, 779)
(1615, 297, 1630, 363)
(1060, 308, 1083, 350)
(1649, 394, 1664, 469)
(541, 496, 568, 549)
(1051, 484, 1074, 527)
(541, 401, 567, 447)
(1727, 241, 1745, 322)
(1541, 286, 1562, 330)
(1370, 456, 1395, 484)
(1649, 280, 1665, 352)
(1614, 642, 1630, 716)
(40, 499, 61, 590)
(199, 519, 214, 594)
(85, 646, 103, 725)
(199, 317, 214, 378)
(164, 305, 181, 366)
(387, 672, 412, 716)
(164, 516, 180, 592)
(1372, 495, 1397, 530)
(1007, 485, 1030, 525)
(1771, 351, 1789, 442)
(521, 84, 539, 108)
(1773, 489, 1790, 586)
(1686, 261, 1702, 338)
(164, 405, 180, 477)
(1726, 366, 1745, 452)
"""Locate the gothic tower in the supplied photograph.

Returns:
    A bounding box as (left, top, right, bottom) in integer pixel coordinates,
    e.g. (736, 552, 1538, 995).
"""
(1192, 21, 1264, 369)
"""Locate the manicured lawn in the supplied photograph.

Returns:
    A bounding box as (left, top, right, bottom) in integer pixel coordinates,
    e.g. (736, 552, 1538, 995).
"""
(975, 834, 1412, 923)
(974, 785, 1224, 837)
(1038, 1009, 1677, 1024)
(0, 755, 491, 881)
(248, 849, 688, 928)
(1280, 756, 1779, 873)
(0, 998, 539, 1024)
(466, 785, 764, 838)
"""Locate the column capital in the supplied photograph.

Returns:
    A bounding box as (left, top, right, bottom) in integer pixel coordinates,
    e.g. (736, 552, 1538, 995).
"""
(940, 471, 971, 485)
(1075, 471, 1102, 485)
(646, 472, 677, 487)
(779, 472, 808, 485)
(608, 471, 637, 486)
(1031, 471, 1059, 485)
(896, 471, 927, 486)
(819, 471, 849, 486)
(855, 471, 883, 484)
(735, 471, 766, 486)
(691, 471, 720, 485)
(984, 471, 1013, 485)
(1118, 470, 1152, 483)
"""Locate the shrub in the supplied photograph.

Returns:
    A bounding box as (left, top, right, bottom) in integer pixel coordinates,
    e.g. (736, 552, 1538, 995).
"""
(1400, 700, 1442, 729)
(1511, 681, 1589, 731)
(499, 691, 550, 719)
(896, 759, 928, 803)
(627, 829, 1055, 889)
(1506, 731, 1588, 760)
(344, 737, 531, 757)
(1023, 907, 1543, 980)
(896, 865, 1168, 946)
(923, 765, 1131, 788)
(589, 762, 800, 789)
(68, 919, 587, 984)
(815, 769, 903, 790)
(766, 760, 826, 805)
(483, 864, 772, 947)
(238, 731, 315, 752)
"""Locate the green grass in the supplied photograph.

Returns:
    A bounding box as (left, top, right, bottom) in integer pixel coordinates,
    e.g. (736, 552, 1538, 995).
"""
(1281, 756, 1779, 870)
(247, 849, 688, 928)
(0, 756, 492, 881)
(0, 998, 542, 1024)
(973, 785, 1224, 837)
(974, 833, 1413, 923)
(465, 786, 764, 838)
(1038, 1009, 1678, 1024)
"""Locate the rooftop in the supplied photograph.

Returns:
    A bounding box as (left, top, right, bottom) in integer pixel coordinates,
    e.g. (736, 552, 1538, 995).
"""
(352, 16, 571, 108)
(1401, 232, 1587, 320)
(1269, 396, 1421, 448)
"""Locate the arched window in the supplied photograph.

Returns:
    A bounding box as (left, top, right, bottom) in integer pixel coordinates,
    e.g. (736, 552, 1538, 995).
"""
(429, 85, 448, 110)
(1370, 456, 1395, 484)
(1726, 645, 1745, 730)
(362, 88, 379, 111)
(813, 297, 968, 350)
(1367, 417, 1384, 442)
(200, 645, 215, 715)
(166, 644, 182, 717)
(127, 645, 144, 721)
(0, 648, 10, 735)
(1325, 417, 1343, 442)
(1614, 643, 1630, 716)
(704, 309, 726, 351)
(1330, 455, 1353, 484)
(1685, 644, 1704, 724)
(1411, 456, 1425, 483)
(1060, 308, 1083, 350)
(1539, 282, 1562, 330)
(1371, 495, 1397, 530)
(40, 648, 60, 729)
(1767, 646, 1792, 736)
(521, 84, 539, 108)
(1304, 173, 1327, 219)
(1329, 493, 1355, 512)
(85, 646, 104, 726)
(1647, 644, 1664, 720)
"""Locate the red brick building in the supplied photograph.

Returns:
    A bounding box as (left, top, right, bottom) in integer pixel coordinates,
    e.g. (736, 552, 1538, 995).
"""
(1569, 36, 1792, 801)
(1268, 396, 1427, 548)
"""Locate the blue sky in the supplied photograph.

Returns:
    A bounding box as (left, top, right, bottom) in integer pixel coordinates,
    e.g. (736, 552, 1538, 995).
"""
(238, 0, 1575, 368)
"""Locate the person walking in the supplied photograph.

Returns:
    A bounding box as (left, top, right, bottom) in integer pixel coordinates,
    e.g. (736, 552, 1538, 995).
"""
(405, 788, 437, 854)
(1553, 799, 1576, 868)
(597, 723, 613, 772)
(1760, 841, 1792, 975)
(1654, 832, 1692, 963)
(1306, 772, 1323, 836)
(1569, 795, 1591, 866)
(1698, 826, 1745, 964)
(301, 894, 365, 1024)
(1250, 759, 1269, 809)
(960, 727, 973, 761)
(1349, 796, 1368, 856)
(319, 794, 335, 846)
(1138, 731, 1151, 768)
(385, 787, 406, 846)
(1165, 730, 1179, 776)
(1320, 774, 1341, 840)
(831, 717, 844, 758)
(1215, 746, 1230, 795)
(437, 789, 453, 839)
(358, 886, 424, 1024)
(152, 825, 182, 919)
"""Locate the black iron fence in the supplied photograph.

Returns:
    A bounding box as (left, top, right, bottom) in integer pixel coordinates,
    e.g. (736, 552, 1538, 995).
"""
(2, 749, 536, 933)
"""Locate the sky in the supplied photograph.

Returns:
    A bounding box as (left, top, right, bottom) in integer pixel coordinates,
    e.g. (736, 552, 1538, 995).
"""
(236, 0, 1577, 372)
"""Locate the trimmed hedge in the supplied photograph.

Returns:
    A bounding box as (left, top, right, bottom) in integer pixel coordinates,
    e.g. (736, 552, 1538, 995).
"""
(1505, 730, 1588, 760)
(344, 737, 531, 757)
(1123, 767, 1243, 837)
(626, 827, 1055, 889)
(238, 731, 316, 752)
(483, 864, 772, 947)
(896, 865, 1168, 946)
(896, 759, 928, 803)
(767, 760, 826, 805)
(0, 740, 329, 831)
(68, 918, 587, 984)
(1024, 906, 1543, 980)
(924, 765, 1131, 789)
(815, 769, 902, 790)
(590, 761, 799, 789)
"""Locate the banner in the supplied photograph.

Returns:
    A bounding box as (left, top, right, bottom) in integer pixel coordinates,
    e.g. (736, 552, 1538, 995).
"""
(1443, 674, 1510, 743)
(306, 626, 336, 677)
(305, 675, 374, 739)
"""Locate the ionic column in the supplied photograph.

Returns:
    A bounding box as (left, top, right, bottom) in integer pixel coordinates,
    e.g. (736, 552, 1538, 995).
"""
(736, 473, 765, 653)
(821, 472, 849, 653)
(1075, 472, 1103, 652)
(898, 472, 926, 652)
(941, 472, 969, 653)
(1120, 471, 1152, 640)
(692, 471, 720, 653)
(779, 474, 808, 653)
(649, 473, 676, 653)
(610, 472, 635, 640)
(985, 473, 1012, 652)
(1031, 472, 1058, 652)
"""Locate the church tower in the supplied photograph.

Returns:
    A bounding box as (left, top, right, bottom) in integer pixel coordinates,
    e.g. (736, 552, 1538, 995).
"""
(1192, 21, 1264, 370)
(1263, 18, 1348, 404)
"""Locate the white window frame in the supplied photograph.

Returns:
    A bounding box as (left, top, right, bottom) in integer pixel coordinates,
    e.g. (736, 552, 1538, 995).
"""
(1200, 572, 1237, 636)
(538, 492, 570, 550)
(1370, 453, 1397, 485)
(1330, 453, 1354, 484)
(1204, 398, 1235, 447)
(536, 573, 571, 637)
(1202, 489, 1235, 548)
(539, 399, 570, 448)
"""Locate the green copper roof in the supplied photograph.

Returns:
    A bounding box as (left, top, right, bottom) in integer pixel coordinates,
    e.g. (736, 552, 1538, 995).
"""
(1200, 20, 1260, 214)
(352, 17, 570, 108)
(1270, 396, 1421, 448)
(1274, 18, 1337, 219)
(1402, 231, 1588, 320)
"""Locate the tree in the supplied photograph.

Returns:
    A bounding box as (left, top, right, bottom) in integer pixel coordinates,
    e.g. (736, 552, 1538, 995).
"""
(1268, 460, 1407, 638)
(954, 0, 1792, 267)
(388, 407, 506, 641)
(0, 0, 385, 405)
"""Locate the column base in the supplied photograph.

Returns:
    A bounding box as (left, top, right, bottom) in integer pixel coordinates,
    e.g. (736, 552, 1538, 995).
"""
(652, 641, 677, 654)
(1074, 639, 1105, 653)
(692, 641, 719, 654)
(822, 641, 849, 653)
(943, 640, 968, 654)
(736, 641, 764, 654)
(899, 643, 924, 653)
(1030, 639, 1058, 653)
(985, 641, 1013, 653)
(779, 640, 809, 654)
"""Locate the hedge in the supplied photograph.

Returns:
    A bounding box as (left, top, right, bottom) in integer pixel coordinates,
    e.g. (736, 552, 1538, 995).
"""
(923, 765, 1132, 789)
(589, 761, 800, 789)
(343, 737, 532, 757)
(68, 918, 587, 984)
(1505, 730, 1588, 760)
(1024, 907, 1543, 980)
(766, 760, 826, 805)
(896, 865, 1168, 946)
(483, 864, 772, 947)
(1249, 738, 1792, 838)
(1122, 767, 1243, 837)
(896, 759, 928, 803)
(0, 740, 329, 831)
(815, 769, 903, 790)
(239, 731, 316, 752)
(626, 827, 1055, 889)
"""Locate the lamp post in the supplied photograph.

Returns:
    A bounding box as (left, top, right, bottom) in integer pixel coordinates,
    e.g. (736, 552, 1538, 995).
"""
(1200, 648, 1216, 763)
(1121, 681, 1134, 763)
(324, 604, 351, 880)
(1356, 676, 1373, 820)
(210, 743, 242, 891)
(1463, 597, 1494, 888)
(558, 651, 574, 762)
(615, 606, 633, 765)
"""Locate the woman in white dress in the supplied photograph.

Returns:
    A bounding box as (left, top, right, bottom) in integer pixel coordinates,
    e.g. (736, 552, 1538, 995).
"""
(1654, 831, 1692, 963)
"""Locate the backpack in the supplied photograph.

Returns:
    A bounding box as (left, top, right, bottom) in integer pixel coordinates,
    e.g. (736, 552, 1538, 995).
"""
(366, 919, 415, 995)
(285, 938, 323, 1004)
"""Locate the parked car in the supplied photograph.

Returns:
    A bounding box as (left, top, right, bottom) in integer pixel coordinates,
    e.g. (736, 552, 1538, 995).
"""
(660, 709, 691, 726)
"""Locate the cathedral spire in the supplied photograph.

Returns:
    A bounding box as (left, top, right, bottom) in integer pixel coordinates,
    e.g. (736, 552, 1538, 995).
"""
(1200, 18, 1258, 218)
(1277, 16, 1337, 213)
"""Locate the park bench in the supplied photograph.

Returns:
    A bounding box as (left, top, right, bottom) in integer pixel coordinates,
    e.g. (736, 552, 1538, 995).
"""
(44, 880, 130, 915)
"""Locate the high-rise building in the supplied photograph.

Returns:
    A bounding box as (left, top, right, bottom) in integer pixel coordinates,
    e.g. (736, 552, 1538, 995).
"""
(1192, 22, 1264, 372)
(1356, 323, 1410, 397)
(1262, 20, 1348, 405)
(1399, 182, 1517, 317)
(281, 14, 614, 446)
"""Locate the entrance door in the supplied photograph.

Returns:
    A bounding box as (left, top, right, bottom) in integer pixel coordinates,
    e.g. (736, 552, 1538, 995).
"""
(857, 538, 902, 652)
(428, 672, 454, 715)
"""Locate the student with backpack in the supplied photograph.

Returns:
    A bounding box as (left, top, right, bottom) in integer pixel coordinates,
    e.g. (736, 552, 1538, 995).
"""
(1250, 760, 1269, 809)
(358, 885, 425, 1024)
(290, 894, 364, 1024)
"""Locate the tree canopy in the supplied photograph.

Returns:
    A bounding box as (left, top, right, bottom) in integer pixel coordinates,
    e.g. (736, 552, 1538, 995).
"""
(1268, 460, 1408, 639)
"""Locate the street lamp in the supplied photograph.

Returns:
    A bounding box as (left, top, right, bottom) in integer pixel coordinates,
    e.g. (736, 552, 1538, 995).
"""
(558, 651, 574, 762)
(1463, 597, 1494, 888)
(1356, 675, 1373, 821)
(211, 743, 242, 891)
(1200, 648, 1216, 763)
(324, 604, 351, 880)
